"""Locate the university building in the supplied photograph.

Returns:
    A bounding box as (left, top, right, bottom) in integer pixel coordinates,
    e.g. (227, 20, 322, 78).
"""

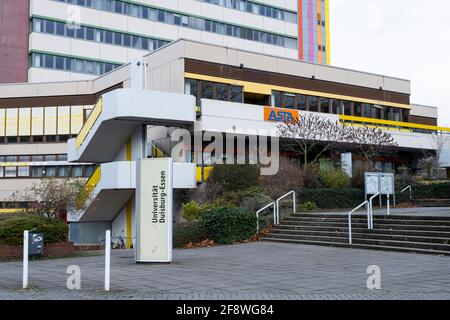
(0, 39, 448, 244)
(1, 0, 330, 84)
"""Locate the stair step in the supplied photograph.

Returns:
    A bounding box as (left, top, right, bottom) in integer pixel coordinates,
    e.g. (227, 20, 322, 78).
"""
(273, 225, 450, 237)
(268, 230, 450, 246)
(284, 217, 450, 226)
(270, 229, 450, 244)
(294, 214, 450, 221)
(280, 220, 450, 231)
(261, 238, 450, 256)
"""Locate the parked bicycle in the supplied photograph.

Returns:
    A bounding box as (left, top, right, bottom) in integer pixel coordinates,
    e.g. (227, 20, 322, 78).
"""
(99, 235, 130, 250)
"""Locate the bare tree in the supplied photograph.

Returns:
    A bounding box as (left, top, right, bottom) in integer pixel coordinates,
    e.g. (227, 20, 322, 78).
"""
(346, 125, 398, 170)
(8, 178, 93, 220)
(277, 114, 350, 167)
(277, 114, 398, 169)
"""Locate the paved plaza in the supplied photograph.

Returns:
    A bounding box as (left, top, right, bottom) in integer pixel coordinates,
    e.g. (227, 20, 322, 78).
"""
(0, 241, 450, 300)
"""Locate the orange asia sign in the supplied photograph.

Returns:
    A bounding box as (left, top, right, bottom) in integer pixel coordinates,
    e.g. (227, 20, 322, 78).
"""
(264, 107, 299, 123)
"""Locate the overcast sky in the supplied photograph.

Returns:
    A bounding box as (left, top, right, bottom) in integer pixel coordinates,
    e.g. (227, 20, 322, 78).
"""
(330, 0, 450, 126)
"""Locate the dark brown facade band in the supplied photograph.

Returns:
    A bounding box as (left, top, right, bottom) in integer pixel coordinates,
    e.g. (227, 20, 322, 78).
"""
(0, 83, 123, 108)
(185, 59, 410, 105)
(409, 115, 438, 126)
(0, 0, 29, 84)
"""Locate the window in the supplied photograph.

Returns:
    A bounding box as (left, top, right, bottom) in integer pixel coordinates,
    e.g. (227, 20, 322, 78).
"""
(84, 165, 95, 177)
(5, 167, 17, 178)
(215, 83, 228, 101)
(72, 166, 83, 177)
(52, 1, 297, 49)
(374, 105, 382, 119)
(18, 166, 29, 177)
(283, 94, 295, 109)
(273, 91, 282, 108)
(105, 31, 113, 44)
(58, 166, 69, 177)
(230, 86, 243, 103)
(200, 81, 213, 99)
(45, 166, 57, 177)
(354, 103, 362, 117)
(55, 56, 64, 70)
(307, 96, 318, 112)
(362, 103, 372, 118)
(320, 98, 330, 113)
(296, 95, 307, 111)
(332, 100, 341, 114)
(343, 101, 352, 115)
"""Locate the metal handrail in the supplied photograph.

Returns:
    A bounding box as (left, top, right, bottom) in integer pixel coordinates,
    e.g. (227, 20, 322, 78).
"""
(348, 201, 369, 244)
(401, 185, 412, 200)
(276, 191, 296, 225)
(256, 202, 276, 234)
(369, 187, 390, 229)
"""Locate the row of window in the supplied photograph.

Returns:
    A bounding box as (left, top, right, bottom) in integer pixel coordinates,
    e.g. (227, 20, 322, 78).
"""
(0, 135, 75, 144)
(0, 165, 95, 179)
(0, 154, 68, 162)
(198, 0, 297, 23)
(0, 105, 92, 140)
(184, 79, 410, 123)
(32, 18, 170, 52)
(30, 52, 121, 76)
(185, 79, 243, 105)
(273, 91, 410, 122)
(53, 0, 297, 49)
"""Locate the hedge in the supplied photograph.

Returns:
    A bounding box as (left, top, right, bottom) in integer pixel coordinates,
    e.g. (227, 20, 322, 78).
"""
(0, 215, 68, 246)
(396, 181, 450, 203)
(298, 188, 365, 209)
(201, 207, 256, 245)
(173, 221, 208, 248)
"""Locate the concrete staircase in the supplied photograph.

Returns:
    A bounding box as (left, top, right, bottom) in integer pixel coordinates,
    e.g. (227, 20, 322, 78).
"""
(262, 213, 450, 255)
(412, 199, 450, 207)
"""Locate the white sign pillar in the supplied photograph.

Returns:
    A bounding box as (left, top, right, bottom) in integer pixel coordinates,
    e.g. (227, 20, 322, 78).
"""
(23, 230, 29, 289)
(136, 158, 173, 263)
(105, 230, 111, 291)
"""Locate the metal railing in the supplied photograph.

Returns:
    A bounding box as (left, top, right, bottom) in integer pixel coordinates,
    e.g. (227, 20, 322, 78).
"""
(401, 185, 412, 200)
(348, 201, 370, 244)
(369, 187, 390, 229)
(256, 202, 276, 234)
(276, 191, 296, 225)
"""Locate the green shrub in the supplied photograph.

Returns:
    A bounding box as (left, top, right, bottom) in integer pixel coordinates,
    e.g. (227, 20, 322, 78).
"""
(319, 168, 349, 189)
(299, 201, 317, 211)
(206, 164, 259, 193)
(181, 199, 235, 221)
(173, 221, 208, 248)
(181, 200, 204, 221)
(298, 188, 365, 209)
(0, 215, 68, 246)
(200, 207, 256, 245)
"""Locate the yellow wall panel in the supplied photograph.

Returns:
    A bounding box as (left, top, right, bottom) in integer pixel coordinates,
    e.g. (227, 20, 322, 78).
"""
(5, 108, 18, 137)
(0, 109, 5, 137)
(58, 106, 70, 135)
(71, 106, 84, 135)
(44, 107, 57, 135)
(18, 108, 31, 136)
(31, 107, 44, 136)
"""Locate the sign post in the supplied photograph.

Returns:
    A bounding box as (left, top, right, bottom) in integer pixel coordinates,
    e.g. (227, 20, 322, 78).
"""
(136, 158, 173, 263)
(23, 230, 29, 289)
